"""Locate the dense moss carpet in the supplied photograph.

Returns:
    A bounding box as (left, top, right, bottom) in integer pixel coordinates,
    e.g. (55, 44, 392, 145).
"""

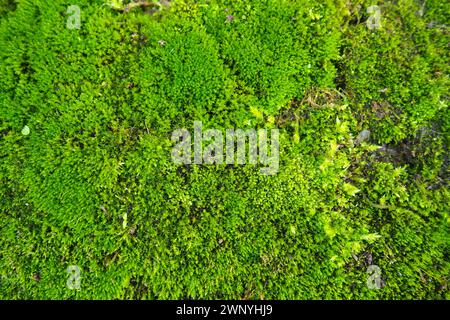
(0, 0, 448, 299)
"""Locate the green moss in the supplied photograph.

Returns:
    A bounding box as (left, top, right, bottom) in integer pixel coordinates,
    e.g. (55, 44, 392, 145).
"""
(0, 0, 448, 299)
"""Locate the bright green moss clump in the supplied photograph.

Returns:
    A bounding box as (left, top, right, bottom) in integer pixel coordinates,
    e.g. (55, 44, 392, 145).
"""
(0, 0, 448, 299)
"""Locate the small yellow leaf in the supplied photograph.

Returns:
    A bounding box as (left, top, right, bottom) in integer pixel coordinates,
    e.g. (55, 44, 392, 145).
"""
(250, 106, 264, 120)
(343, 183, 360, 197)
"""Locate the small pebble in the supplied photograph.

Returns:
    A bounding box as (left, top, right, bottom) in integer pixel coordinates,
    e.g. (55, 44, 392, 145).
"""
(21, 125, 30, 136)
(355, 129, 371, 144)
